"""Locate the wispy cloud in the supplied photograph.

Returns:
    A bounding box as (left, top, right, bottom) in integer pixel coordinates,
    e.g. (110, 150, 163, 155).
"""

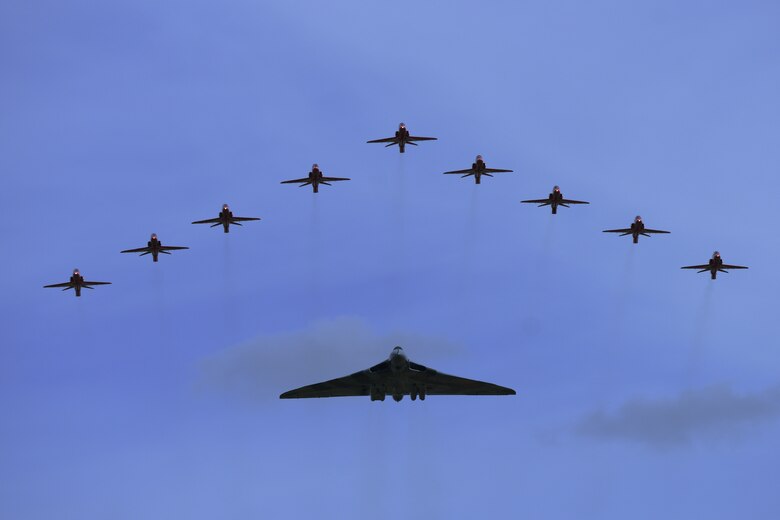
(197, 316, 463, 401)
(577, 384, 780, 448)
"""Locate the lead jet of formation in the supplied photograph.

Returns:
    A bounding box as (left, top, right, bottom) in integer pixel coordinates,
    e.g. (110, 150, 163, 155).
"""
(366, 123, 437, 153)
(521, 185, 590, 214)
(192, 204, 261, 233)
(681, 251, 748, 280)
(120, 233, 189, 262)
(280, 346, 516, 402)
(603, 216, 670, 244)
(280, 164, 350, 193)
(443, 155, 513, 184)
(43, 269, 111, 297)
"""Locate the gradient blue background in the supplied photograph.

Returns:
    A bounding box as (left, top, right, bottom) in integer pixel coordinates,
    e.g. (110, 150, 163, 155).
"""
(2, 1, 779, 518)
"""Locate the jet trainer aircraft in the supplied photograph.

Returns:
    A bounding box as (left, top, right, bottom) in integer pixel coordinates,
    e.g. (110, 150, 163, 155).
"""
(681, 251, 748, 280)
(521, 185, 590, 214)
(43, 269, 111, 297)
(120, 233, 189, 262)
(603, 216, 670, 244)
(192, 204, 261, 233)
(366, 123, 437, 153)
(443, 155, 513, 184)
(280, 346, 516, 402)
(281, 164, 350, 193)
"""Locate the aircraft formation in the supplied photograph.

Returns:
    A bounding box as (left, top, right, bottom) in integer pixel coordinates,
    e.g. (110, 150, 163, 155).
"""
(42, 121, 749, 402)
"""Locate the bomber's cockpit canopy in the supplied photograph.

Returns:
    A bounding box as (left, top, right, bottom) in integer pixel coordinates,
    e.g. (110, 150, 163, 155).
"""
(391, 346, 406, 358)
(553, 185, 560, 191)
(312, 163, 319, 170)
(635, 216, 642, 222)
(399, 122, 406, 129)
(476, 154, 483, 161)
(714, 251, 720, 257)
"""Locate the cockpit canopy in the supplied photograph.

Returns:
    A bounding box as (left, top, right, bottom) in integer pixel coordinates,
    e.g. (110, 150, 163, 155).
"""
(391, 346, 406, 358)
(635, 216, 642, 222)
(312, 163, 319, 170)
(399, 122, 406, 129)
(476, 154, 483, 161)
(553, 185, 560, 192)
(151, 233, 158, 240)
(714, 251, 720, 257)
(223, 204, 229, 210)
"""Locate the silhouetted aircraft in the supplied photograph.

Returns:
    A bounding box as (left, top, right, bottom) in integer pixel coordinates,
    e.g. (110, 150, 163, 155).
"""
(281, 164, 350, 193)
(192, 204, 261, 233)
(521, 185, 589, 214)
(443, 155, 513, 184)
(43, 269, 111, 297)
(121, 233, 189, 262)
(603, 216, 670, 244)
(682, 251, 748, 280)
(367, 123, 437, 153)
(280, 346, 516, 402)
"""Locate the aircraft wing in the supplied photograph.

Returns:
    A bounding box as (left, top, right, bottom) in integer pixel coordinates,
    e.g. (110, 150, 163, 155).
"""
(160, 246, 189, 251)
(560, 198, 589, 205)
(443, 168, 475, 174)
(281, 178, 311, 184)
(279, 371, 374, 399)
(121, 246, 150, 253)
(408, 136, 437, 142)
(192, 217, 222, 225)
(321, 176, 350, 182)
(643, 228, 670, 234)
(232, 217, 261, 222)
(602, 228, 632, 234)
(367, 137, 396, 144)
(407, 367, 515, 396)
(521, 198, 550, 204)
(43, 282, 72, 288)
(721, 264, 748, 269)
(681, 264, 710, 270)
(483, 168, 513, 173)
(83, 281, 111, 285)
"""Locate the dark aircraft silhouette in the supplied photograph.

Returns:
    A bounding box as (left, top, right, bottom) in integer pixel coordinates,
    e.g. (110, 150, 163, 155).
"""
(443, 155, 513, 184)
(280, 346, 516, 402)
(192, 204, 261, 233)
(603, 216, 670, 244)
(121, 233, 189, 262)
(521, 185, 590, 214)
(682, 251, 748, 280)
(366, 123, 437, 153)
(281, 164, 350, 193)
(43, 269, 111, 297)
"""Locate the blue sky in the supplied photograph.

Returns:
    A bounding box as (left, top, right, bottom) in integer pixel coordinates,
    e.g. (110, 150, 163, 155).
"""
(2, 1, 779, 518)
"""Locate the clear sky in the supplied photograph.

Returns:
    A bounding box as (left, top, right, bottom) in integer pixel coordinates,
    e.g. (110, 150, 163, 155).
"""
(2, 1, 779, 518)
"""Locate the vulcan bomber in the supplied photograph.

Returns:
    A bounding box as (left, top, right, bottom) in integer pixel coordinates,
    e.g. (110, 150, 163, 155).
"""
(280, 347, 516, 402)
